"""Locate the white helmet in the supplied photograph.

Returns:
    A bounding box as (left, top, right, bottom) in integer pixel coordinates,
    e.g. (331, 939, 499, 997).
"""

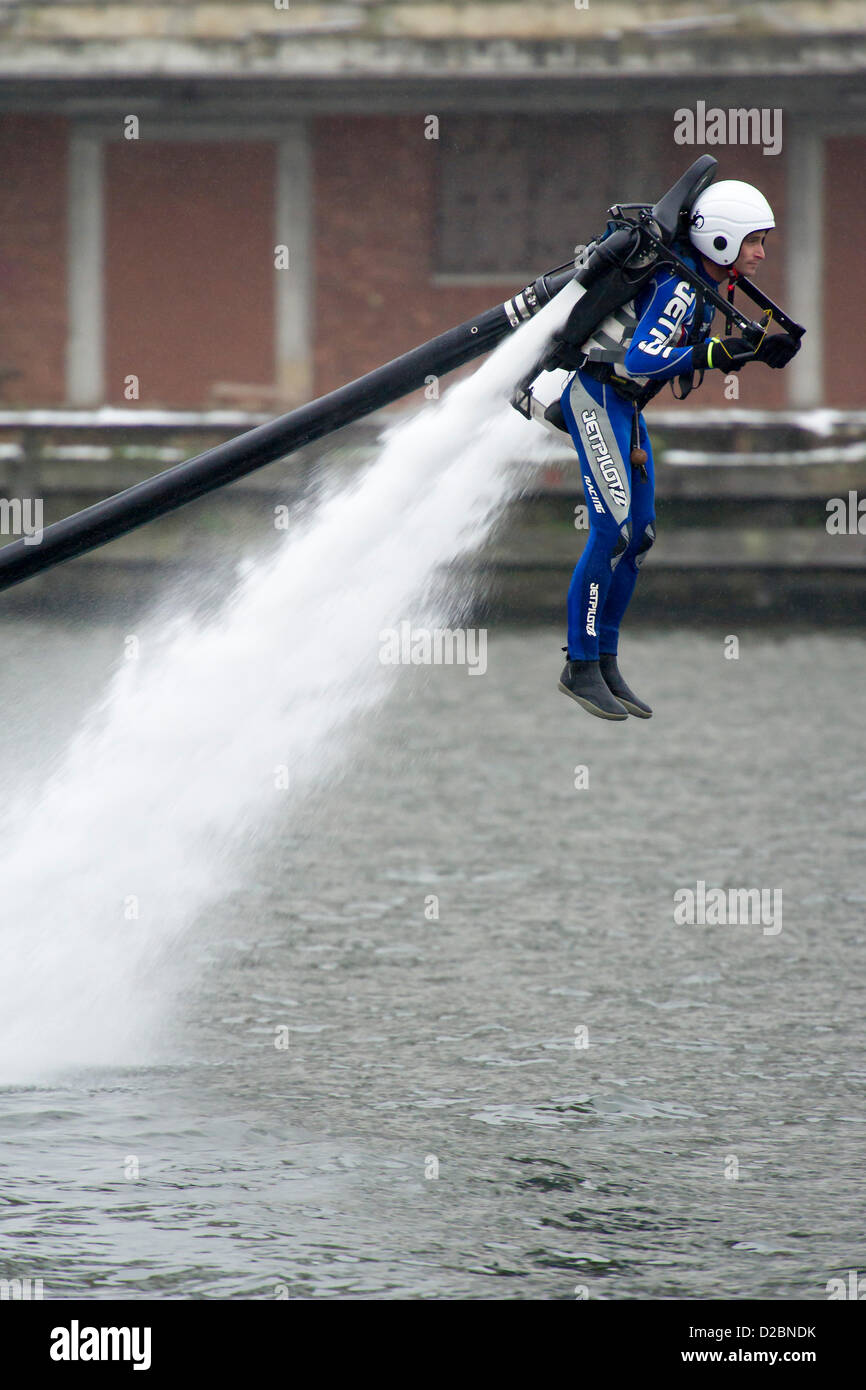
(688, 180, 775, 267)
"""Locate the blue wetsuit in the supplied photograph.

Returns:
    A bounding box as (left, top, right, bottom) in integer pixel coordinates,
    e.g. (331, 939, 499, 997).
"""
(562, 251, 722, 660)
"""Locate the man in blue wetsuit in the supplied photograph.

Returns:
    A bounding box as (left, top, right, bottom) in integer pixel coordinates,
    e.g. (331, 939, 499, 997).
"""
(550, 180, 801, 721)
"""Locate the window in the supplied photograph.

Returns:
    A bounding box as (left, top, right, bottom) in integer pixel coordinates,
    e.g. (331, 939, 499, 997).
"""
(436, 114, 626, 278)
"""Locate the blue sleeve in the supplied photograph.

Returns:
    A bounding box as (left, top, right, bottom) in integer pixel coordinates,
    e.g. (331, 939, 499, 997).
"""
(623, 270, 712, 380)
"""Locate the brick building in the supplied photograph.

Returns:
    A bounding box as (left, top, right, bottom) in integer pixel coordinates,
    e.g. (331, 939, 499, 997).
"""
(0, 0, 864, 412)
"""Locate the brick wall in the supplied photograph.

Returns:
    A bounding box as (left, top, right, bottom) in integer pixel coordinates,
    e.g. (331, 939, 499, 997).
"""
(313, 114, 519, 398)
(313, 113, 796, 412)
(104, 139, 276, 407)
(0, 111, 856, 411)
(0, 116, 67, 404)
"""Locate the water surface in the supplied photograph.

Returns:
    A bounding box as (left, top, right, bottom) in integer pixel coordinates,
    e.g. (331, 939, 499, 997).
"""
(0, 621, 862, 1299)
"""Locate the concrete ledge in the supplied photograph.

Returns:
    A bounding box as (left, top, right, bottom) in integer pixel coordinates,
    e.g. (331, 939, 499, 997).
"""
(0, 406, 862, 618)
(4, 2, 863, 44)
(1, 2, 865, 78)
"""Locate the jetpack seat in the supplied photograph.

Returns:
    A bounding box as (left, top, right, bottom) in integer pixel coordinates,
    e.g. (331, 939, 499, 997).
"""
(648, 154, 718, 244)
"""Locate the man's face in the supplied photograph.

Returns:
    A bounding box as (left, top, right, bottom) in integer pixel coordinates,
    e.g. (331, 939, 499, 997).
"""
(733, 230, 768, 277)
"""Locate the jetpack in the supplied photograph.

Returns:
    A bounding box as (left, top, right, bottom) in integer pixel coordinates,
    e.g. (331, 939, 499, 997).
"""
(0, 156, 804, 597)
(510, 153, 806, 433)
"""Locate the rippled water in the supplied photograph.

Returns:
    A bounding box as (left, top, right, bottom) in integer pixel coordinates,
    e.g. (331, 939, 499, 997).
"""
(1, 620, 864, 1299)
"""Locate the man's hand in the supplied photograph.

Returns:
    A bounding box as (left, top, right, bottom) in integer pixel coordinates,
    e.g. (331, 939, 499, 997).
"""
(693, 336, 757, 371)
(694, 331, 802, 372)
(753, 332, 801, 369)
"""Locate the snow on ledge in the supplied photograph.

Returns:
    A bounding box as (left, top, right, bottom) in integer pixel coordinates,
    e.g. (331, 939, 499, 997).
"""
(0, 407, 272, 428)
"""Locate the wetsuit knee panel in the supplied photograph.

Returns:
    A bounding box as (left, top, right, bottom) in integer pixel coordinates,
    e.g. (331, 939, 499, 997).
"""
(610, 521, 632, 572)
(634, 520, 656, 569)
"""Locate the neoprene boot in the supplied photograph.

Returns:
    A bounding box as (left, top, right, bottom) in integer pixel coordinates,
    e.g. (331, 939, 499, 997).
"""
(559, 656, 628, 721)
(598, 652, 653, 718)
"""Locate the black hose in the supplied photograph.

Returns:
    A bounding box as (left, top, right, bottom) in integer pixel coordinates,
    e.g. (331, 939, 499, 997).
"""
(0, 270, 575, 595)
